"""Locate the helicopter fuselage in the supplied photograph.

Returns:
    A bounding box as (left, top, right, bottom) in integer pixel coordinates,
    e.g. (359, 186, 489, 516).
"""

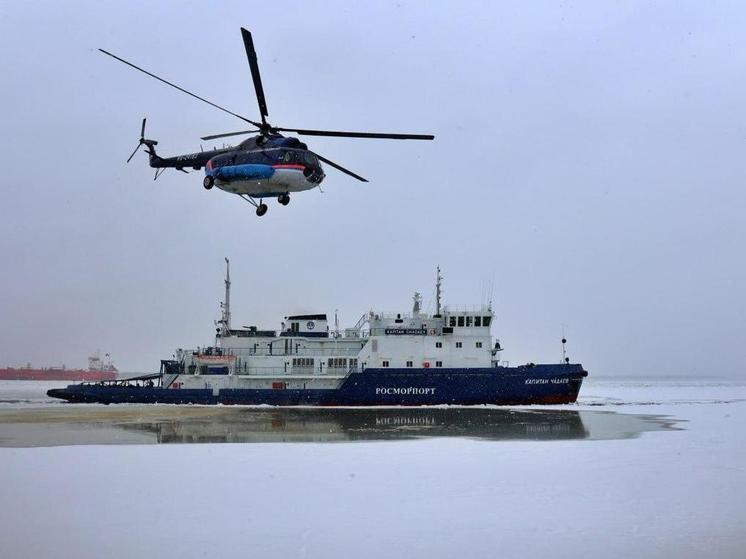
(103, 27, 432, 215)
(148, 135, 324, 198)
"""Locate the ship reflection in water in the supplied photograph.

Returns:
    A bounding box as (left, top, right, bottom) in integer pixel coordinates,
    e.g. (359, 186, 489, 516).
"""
(0, 407, 680, 447)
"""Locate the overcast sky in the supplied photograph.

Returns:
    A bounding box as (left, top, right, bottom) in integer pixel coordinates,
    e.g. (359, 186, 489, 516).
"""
(0, 1, 744, 376)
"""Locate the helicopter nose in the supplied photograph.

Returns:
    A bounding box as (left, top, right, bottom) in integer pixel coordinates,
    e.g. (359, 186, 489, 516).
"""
(304, 166, 324, 184)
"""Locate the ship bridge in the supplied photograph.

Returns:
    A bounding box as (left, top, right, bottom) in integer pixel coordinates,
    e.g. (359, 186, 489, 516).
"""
(441, 305, 494, 332)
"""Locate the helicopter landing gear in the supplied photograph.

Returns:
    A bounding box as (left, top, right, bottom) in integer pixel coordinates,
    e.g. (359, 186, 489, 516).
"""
(203, 176, 214, 190)
(278, 193, 290, 206)
(237, 194, 268, 217)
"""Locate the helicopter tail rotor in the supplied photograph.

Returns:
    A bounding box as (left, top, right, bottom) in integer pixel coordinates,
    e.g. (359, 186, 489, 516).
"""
(126, 117, 159, 163)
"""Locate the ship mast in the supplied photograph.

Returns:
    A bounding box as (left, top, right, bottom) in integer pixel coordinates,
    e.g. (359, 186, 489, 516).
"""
(435, 266, 443, 317)
(221, 257, 232, 336)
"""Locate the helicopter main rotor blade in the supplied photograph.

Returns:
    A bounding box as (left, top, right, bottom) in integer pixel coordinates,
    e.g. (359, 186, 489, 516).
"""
(312, 152, 368, 182)
(241, 28, 269, 124)
(200, 129, 258, 141)
(98, 49, 262, 127)
(276, 128, 434, 140)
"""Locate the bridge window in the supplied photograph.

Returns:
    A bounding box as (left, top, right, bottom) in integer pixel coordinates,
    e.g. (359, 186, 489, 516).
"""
(328, 358, 348, 368)
(475, 316, 482, 327)
(466, 316, 473, 327)
(292, 358, 314, 368)
(449, 316, 456, 327)
(457, 316, 465, 327)
(483, 316, 491, 327)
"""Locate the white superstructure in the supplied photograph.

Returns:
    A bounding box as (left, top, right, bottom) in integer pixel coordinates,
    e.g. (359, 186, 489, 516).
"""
(169, 261, 502, 392)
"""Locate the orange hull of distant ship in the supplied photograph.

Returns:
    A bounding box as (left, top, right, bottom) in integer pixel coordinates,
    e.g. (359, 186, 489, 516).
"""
(0, 367, 118, 381)
(0, 355, 118, 381)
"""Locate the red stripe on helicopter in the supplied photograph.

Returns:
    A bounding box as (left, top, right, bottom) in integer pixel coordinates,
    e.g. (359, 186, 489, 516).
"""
(272, 164, 306, 170)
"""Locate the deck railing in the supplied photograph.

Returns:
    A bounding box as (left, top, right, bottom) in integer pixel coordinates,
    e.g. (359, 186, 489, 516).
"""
(183, 365, 365, 377)
(219, 346, 364, 358)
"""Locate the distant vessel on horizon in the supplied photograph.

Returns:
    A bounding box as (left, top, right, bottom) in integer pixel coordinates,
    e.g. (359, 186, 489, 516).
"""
(0, 353, 118, 381)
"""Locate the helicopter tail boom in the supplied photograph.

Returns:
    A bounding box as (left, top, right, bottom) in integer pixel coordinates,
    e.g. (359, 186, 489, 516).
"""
(126, 117, 230, 172)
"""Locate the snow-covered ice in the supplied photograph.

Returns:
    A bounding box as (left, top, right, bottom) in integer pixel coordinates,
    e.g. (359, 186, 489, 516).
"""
(0, 378, 744, 558)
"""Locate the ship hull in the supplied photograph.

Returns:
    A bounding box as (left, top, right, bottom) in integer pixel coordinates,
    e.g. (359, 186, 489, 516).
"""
(47, 364, 587, 406)
(0, 369, 118, 381)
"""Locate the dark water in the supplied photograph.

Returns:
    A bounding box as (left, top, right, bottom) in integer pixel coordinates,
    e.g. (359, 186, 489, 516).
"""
(0, 406, 681, 447)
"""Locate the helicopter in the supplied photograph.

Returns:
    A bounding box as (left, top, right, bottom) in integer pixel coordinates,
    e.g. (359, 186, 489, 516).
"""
(101, 28, 434, 216)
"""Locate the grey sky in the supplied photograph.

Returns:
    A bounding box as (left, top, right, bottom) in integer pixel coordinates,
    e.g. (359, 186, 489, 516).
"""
(0, 1, 744, 376)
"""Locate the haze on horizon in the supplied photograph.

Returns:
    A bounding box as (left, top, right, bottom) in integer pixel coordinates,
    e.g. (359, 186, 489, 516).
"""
(0, 1, 744, 377)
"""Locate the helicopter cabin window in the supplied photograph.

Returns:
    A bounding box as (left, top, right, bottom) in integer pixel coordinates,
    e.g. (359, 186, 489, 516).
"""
(483, 316, 492, 327)
(458, 316, 465, 327)
(475, 316, 482, 327)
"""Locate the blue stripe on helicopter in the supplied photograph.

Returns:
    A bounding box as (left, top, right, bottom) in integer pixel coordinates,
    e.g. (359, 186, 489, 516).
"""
(212, 164, 275, 181)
